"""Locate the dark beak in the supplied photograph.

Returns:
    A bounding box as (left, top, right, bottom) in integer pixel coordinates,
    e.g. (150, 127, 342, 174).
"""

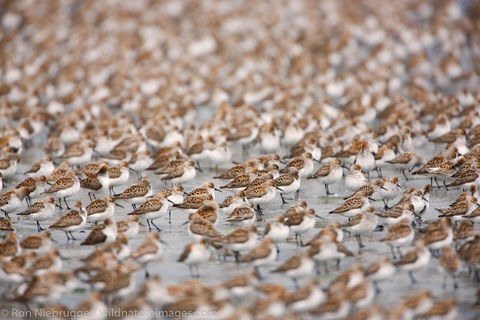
(115, 203, 125, 209)
(421, 197, 429, 203)
(313, 158, 322, 163)
(276, 187, 284, 191)
(168, 199, 176, 204)
(214, 188, 223, 192)
(380, 186, 388, 190)
(195, 166, 203, 172)
(182, 220, 189, 226)
(184, 192, 190, 196)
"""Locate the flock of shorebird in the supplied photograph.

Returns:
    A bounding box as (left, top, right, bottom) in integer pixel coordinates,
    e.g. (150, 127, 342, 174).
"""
(1, 0, 480, 319)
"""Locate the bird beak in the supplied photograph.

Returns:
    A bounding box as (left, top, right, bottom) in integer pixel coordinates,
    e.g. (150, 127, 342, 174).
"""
(195, 166, 203, 172)
(182, 220, 189, 226)
(168, 199, 176, 204)
(313, 158, 322, 163)
(184, 192, 190, 196)
(276, 187, 284, 191)
(115, 203, 125, 209)
(380, 186, 388, 190)
(341, 165, 349, 169)
(214, 188, 223, 192)
(160, 239, 168, 245)
(368, 197, 376, 201)
(421, 197, 429, 203)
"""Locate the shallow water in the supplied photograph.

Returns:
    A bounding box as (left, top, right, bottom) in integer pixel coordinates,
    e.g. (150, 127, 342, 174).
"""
(1, 109, 479, 319)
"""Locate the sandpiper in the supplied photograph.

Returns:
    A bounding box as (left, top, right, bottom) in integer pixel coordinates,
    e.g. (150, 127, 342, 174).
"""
(344, 164, 368, 192)
(0, 217, 14, 237)
(43, 171, 80, 210)
(81, 218, 118, 246)
(263, 216, 290, 250)
(342, 207, 378, 251)
(364, 256, 396, 293)
(130, 232, 165, 278)
(280, 152, 314, 178)
(17, 197, 56, 231)
(308, 158, 343, 195)
(285, 279, 325, 312)
(329, 190, 370, 217)
(393, 240, 431, 284)
(284, 208, 316, 246)
(116, 216, 140, 239)
(222, 225, 258, 261)
(274, 167, 301, 204)
(107, 161, 130, 195)
(128, 192, 168, 231)
(159, 160, 197, 184)
(186, 213, 223, 240)
(0, 186, 29, 219)
(85, 196, 116, 224)
(49, 201, 86, 240)
(0, 232, 20, 257)
(438, 245, 460, 289)
(25, 155, 55, 177)
(28, 248, 62, 275)
(226, 202, 256, 226)
(114, 177, 152, 210)
(240, 238, 277, 279)
(238, 180, 277, 214)
(20, 230, 52, 254)
(272, 250, 315, 287)
(178, 238, 210, 278)
(381, 218, 415, 259)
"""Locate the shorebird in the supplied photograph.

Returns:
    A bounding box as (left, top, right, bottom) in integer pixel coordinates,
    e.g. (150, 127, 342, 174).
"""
(43, 171, 80, 209)
(240, 238, 277, 279)
(128, 192, 168, 231)
(386, 152, 424, 180)
(116, 216, 140, 239)
(285, 279, 325, 312)
(344, 164, 368, 192)
(177, 238, 210, 278)
(16, 175, 48, 205)
(28, 248, 62, 275)
(381, 218, 415, 259)
(85, 196, 117, 224)
(159, 160, 197, 185)
(222, 225, 258, 262)
(18, 197, 56, 231)
(283, 208, 316, 246)
(439, 245, 460, 289)
(308, 237, 354, 273)
(81, 218, 118, 246)
(20, 230, 52, 254)
(272, 250, 315, 287)
(226, 202, 256, 226)
(25, 155, 55, 177)
(274, 168, 301, 204)
(307, 158, 343, 196)
(0, 217, 14, 237)
(186, 212, 223, 240)
(329, 190, 370, 217)
(393, 240, 431, 284)
(0, 232, 20, 257)
(49, 201, 86, 240)
(342, 207, 378, 251)
(107, 161, 130, 195)
(0, 187, 29, 219)
(130, 232, 166, 278)
(436, 196, 477, 223)
(263, 216, 290, 253)
(280, 152, 315, 178)
(364, 256, 396, 293)
(114, 177, 152, 210)
(237, 180, 277, 215)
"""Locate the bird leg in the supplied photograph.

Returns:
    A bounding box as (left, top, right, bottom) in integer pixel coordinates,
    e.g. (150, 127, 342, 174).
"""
(64, 198, 70, 210)
(389, 244, 397, 260)
(356, 234, 365, 248)
(408, 271, 417, 284)
(146, 219, 152, 231)
(150, 220, 162, 232)
(36, 221, 44, 232)
(69, 231, 76, 240)
(256, 205, 264, 216)
(280, 194, 287, 204)
(168, 210, 172, 224)
(65, 232, 70, 241)
(402, 170, 409, 181)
